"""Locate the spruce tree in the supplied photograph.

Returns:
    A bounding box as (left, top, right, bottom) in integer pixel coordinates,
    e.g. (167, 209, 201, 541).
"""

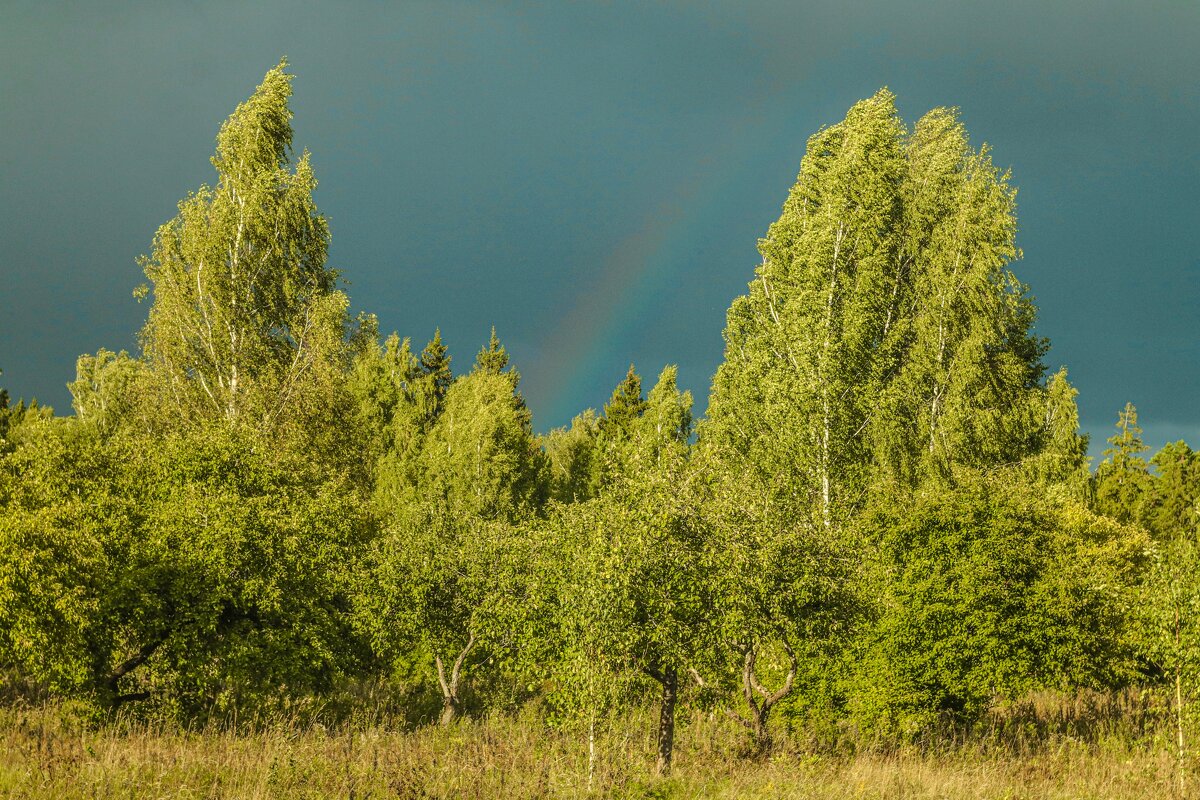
(1094, 403, 1153, 524)
(601, 364, 648, 438)
(1145, 442, 1200, 540)
(474, 326, 510, 375)
(418, 329, 453, 421)
(0, 370, 9, 446)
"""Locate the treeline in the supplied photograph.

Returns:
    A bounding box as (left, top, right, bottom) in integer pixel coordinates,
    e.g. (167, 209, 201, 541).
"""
(1, 62, 1197, 774)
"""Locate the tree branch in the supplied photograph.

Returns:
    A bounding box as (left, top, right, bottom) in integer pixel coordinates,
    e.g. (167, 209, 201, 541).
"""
(449, 631, 477, 695)
(434, 654, 450, 700)
(105, 635, 167, 695)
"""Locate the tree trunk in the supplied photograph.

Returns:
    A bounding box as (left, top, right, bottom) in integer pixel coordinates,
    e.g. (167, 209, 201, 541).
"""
(749, 705, 770, 751)
(738, 639, 797, 752)
(587, 715, 596, 793)
(105, 634, 167, 708)
(435, 632, 476, 727)
(655, 667, 678, 776)
(439, 692, 459, 726)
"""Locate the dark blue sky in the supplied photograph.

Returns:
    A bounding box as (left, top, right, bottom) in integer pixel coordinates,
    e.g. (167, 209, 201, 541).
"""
(2, 1, 1197, 457)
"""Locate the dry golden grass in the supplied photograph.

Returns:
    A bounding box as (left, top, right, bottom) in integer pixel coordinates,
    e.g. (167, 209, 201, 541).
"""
(0, 697, 1187, 799)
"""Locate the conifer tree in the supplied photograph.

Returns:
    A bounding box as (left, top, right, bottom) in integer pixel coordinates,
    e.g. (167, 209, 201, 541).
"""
(601, 365, 648, 439)
(1145, 442, 1200, 540)
(474, 326, 510, 375)
(0, 370, 10, 447)
(418, 329, 453, 419)
(1094, 403, 1153, 524)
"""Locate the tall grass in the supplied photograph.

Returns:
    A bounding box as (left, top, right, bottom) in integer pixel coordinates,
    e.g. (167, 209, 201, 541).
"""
(0, 690, 1185, 799)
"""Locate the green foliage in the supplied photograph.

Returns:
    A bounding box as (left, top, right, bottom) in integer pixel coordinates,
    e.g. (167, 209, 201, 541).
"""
(0, 415, 372, 716)
(704, 92, 1049, 539)
(361, 340, 547, 722)
(347, 323, 420, 461)
(474, 326, 510, 376)
(541, 409, 602, 503)
(1093, 403, 1153, 524)
(535, 368, 708, 769)
(849, 473, 1147, 736)
(705, 90, 907, 531)
(1, 62, 372, 718)
(875, 107, 1045, 483)
(2, 73, 1193, 779)
(68, 350, 148, 436)
(0, 412, 114, 696)
(1143, 441, 1200, 540)
(1023, 368, 1091, 495)
(601, 365, 648, 440)
(0, 370, 40, 460)
(419, 329, 453, 417)
(0, 371, 9, 447)
(138, 59, 347, 430)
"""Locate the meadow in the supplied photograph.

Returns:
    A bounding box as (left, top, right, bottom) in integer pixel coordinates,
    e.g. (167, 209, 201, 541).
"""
(0, 691, 1184, 799)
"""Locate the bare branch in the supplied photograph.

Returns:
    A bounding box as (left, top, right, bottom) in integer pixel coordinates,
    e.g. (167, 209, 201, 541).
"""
(434, 654, 450, 700)
(449, 631, 477, 694)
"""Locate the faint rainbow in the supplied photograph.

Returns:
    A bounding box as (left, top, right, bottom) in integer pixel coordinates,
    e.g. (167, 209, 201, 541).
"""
(538, 100, 797, 423)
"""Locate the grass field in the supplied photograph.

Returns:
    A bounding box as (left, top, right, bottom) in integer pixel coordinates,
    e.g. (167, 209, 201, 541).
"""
(0, 695, 1187, 799)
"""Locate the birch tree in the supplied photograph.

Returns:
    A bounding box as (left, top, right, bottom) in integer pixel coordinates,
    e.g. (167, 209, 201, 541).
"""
(138, 60, 346, 430)
(873, 107, 1045, 483)
(705, 89, 905, 533)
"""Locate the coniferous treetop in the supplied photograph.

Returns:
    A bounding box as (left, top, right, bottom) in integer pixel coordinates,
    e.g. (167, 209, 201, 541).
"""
(601, 364, 647, 437)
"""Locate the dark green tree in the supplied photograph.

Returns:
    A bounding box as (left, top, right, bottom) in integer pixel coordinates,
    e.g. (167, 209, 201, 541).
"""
(474, 326, 510, 375)
(418, 329, 453, 420)
(1093, 403, 1153, 524)
(850, 473, 1146, 735)
(1144, 441, 1200, 540)
(601, 365, 648, 439)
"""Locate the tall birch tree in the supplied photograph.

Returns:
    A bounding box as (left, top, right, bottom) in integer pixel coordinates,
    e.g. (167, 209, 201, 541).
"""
(705, 89, 906, 532)
(138, 60, 346, 430)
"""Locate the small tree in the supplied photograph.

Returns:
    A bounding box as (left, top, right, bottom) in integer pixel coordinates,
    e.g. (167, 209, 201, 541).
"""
(543, 367, 709, 774)
(1140, 536, 1200, 796)
(1093, 403, 1153, 524)
(364, 338, 546, 725)
(695, 470, 855, 750)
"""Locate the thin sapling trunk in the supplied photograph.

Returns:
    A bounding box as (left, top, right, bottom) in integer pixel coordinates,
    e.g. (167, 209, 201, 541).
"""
(435, 631, 476, 726)
(655, 666, 678, 776)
